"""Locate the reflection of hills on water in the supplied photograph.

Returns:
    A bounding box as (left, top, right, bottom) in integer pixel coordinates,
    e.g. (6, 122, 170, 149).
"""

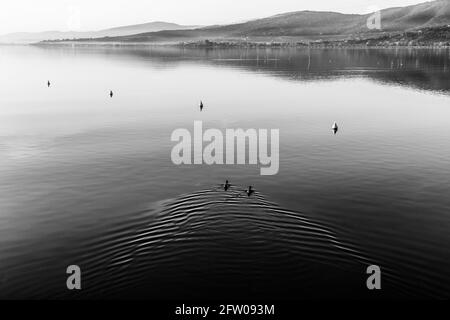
(37, 46, 450, 94)
(197, 48, 450, 94)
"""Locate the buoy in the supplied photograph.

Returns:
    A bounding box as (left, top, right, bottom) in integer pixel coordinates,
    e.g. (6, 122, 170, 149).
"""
(332, 122, 338, 134)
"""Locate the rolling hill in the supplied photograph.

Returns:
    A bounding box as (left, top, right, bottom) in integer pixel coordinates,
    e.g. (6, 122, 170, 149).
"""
(70, 0, 450, 44)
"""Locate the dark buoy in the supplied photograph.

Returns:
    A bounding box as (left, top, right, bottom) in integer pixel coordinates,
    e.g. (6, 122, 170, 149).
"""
(332, 122, 338, 135)
(224, 180, 231, 191)
(200, 101, 204, 111)
(47, 80, 50, 87)
(246, 186, 254, 197)
(110, 90, 113, 98)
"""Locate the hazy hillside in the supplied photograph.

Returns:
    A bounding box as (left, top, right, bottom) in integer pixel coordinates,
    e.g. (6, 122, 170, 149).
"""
(73, 0, 450, 43)
(379, 0, 450, 31)
(0, 22, 198, 44)
(98, 21, 199, 37)
(224, 0, 450, 36)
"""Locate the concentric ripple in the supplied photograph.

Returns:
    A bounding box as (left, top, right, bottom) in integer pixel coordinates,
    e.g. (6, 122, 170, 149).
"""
(53, 185, 418, 300)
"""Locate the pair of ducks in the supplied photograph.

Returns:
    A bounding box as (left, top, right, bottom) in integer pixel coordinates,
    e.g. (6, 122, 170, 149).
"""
(224, 180, 254, 197)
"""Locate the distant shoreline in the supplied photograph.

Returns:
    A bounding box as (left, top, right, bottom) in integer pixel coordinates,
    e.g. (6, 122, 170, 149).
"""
(31, 25, 450, 50)
(31, 40, 450, 50)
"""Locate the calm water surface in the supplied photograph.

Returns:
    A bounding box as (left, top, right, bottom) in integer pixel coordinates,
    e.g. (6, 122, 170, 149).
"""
(0, 45, 449, 299)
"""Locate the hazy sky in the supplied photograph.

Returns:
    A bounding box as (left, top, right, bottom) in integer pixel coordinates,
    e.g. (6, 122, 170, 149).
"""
(0, 0, 429, 34)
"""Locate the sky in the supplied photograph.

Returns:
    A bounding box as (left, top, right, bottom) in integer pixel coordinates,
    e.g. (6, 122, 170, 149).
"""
(0, 0, 430, 34)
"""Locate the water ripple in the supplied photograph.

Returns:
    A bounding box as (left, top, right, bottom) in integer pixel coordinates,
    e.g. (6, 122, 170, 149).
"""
(70, 185, 416, 299)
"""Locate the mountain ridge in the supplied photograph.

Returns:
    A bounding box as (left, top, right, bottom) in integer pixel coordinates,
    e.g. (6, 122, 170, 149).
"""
(0, 21, 200, 44)
(55, 0, 449, 44)
(7, 0, 450, 44)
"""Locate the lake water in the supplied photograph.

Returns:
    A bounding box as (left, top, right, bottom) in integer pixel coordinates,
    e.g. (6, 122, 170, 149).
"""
(0, 45, 449, 299)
